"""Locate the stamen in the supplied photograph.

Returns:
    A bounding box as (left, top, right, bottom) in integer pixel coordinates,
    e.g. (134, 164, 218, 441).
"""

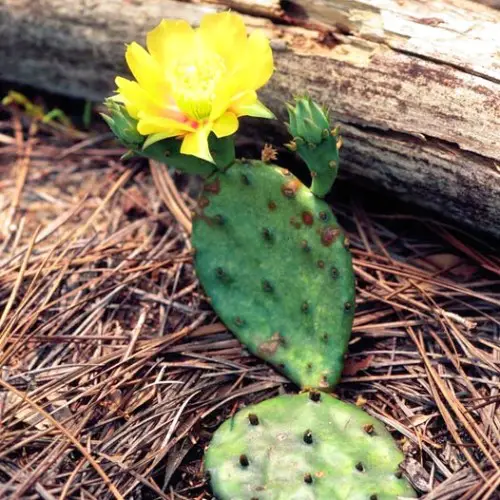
(171, 51, 226, 121)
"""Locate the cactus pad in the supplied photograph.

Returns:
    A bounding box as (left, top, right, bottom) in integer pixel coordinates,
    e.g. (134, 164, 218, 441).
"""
(192, 161, 355, 390)
(205, 392, 416, 500)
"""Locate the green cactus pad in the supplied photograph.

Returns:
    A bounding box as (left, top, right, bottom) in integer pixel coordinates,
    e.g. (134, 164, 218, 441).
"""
(205, 392, 417, 500)
(192, 161, 355, 390)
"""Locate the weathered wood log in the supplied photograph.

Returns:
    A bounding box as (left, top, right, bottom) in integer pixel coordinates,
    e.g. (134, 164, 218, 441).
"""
(1, 0, 500, 236)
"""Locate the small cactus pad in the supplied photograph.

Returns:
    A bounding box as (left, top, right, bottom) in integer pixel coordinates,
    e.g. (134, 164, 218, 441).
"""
(205, 393, 416, 500)
(192, 161, 355, 389)
(286, 97, 341, 199)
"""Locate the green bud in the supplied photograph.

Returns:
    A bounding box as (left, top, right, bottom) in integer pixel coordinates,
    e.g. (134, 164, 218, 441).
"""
(102, 99, 144, 149)
(286, 97, 330, 146)
(309, 99, 330, 131)
(284, 96, 340, 198)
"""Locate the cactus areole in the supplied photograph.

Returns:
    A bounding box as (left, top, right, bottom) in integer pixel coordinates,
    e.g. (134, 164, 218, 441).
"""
(205, 393, 417, 500)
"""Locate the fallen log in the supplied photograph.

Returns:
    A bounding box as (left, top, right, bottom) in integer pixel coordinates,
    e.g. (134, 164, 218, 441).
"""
(1, 0, 500, 237)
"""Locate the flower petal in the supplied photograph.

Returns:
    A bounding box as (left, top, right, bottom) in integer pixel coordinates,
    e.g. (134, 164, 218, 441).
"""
(231, 90, 257, 108)
(233, 30, 274, 91)
(114, 12, 274, 153)
(142, 131, 180, 150)
(212, 112, 238, 138)
(125, 42, 163, 92)
(147, 19, 195, 67)
(115, 76, 160, 119)
(210, 78, 239, 121)
(232, 98, 275, 119)
(199, 12, 247, 69)
(109, 93, 125, 104)
(181, 127, 213, 162)
(137, 114, 195, 136)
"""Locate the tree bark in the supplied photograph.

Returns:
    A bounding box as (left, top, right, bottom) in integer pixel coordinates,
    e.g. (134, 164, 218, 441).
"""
(1, 0, 500, 237)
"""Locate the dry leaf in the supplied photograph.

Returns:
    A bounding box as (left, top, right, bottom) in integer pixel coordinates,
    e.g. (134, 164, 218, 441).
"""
(410, 413, 433, 428)
(1, 392, 50, 431)
(343, 355, 375, 376)
(400, 457, 431, 492)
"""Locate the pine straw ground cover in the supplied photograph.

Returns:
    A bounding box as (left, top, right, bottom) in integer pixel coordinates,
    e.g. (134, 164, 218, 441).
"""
(0, 101, 499, 500)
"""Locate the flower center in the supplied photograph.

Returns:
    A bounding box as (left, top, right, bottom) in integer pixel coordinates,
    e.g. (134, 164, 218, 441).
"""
(172, 51, 226, 121)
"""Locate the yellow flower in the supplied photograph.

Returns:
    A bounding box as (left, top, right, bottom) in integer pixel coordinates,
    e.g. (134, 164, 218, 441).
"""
(114, 12, 274, 163)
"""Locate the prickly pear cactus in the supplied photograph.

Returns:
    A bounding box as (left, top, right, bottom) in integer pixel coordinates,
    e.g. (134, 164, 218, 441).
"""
(205, 392, 417, 500)
(104, 94, 355, 389)
(105, 16, 416, 500)
(192, 98, 355, 390)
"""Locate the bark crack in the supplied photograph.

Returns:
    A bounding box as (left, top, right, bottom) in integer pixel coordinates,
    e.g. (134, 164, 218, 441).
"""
(386, 45, 500, 86)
